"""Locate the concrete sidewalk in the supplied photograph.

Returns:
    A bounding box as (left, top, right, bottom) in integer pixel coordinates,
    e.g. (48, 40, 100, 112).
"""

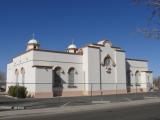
(0, 98, 160, 120)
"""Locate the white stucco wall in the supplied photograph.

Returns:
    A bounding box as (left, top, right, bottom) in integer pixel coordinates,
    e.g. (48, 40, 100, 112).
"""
(126, 59, 153, 91)
(6, 62, 14, 90)
(33, 50, 84, 93)
(35, 68, 52, 93)
(82, 47, 89, 93)
(100, 43, 116, 91)
(115, 51, 127, 90)
(126, 59, 148, 84)
(7, 51, 36, 94)
(82, 47, 100, 92)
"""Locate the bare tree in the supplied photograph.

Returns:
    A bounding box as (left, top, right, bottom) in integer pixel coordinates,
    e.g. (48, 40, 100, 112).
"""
(134, 0, 160, 39)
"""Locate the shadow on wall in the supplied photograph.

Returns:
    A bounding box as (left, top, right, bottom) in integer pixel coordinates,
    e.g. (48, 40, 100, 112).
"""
(126, 62, 131, 93)
(52, 67, 66, 97)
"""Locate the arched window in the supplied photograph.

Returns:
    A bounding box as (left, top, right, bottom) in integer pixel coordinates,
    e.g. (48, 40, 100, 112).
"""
(21, 68, 25, 86)
(68, 68, 75, 88)
(135, 71, 141, 86)
(15, 69, 19, 85)
(103, 55, 116, 67)
(104, 55, 114, 73)
(104, 56, 111, 67)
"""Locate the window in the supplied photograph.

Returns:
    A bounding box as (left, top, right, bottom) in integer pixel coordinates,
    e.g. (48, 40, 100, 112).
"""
(68, 68, 76, 88)
(104, 56, 112, 73)
(104, 57, 111, 67)
(15, 69, 19, 85)
(21, 68, 25, 86)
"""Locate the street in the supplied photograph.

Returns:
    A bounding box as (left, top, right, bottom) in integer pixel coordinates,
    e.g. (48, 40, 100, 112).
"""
(2, 102, 160, 120)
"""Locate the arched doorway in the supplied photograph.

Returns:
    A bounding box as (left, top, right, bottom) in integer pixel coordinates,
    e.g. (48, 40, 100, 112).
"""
(52, 67, 63, 97)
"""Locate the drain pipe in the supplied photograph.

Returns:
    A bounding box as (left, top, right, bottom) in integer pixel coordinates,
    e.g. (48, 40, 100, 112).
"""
(99, 48, 102, 96)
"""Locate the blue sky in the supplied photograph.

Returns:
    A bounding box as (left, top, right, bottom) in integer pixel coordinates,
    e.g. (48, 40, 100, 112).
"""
(0, 0, 160, 77)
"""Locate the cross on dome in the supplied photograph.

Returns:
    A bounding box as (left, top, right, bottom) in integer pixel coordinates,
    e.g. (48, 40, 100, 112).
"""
(68, 38, 77, 49)
(28, 33, 39, 44)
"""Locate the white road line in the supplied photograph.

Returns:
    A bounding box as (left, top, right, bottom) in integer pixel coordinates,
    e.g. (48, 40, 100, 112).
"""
(60, 102, 71, 107)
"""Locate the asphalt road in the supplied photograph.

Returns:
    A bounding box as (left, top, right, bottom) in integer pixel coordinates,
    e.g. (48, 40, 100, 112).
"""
(3, 102, 160, 120)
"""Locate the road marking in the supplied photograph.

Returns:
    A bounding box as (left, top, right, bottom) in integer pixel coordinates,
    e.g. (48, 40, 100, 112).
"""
(60, 102, 71, 107)
(92, 101, 111, 104)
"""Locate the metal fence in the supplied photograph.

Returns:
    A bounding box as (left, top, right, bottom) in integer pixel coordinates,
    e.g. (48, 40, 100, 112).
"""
(0, 81, 160, 110)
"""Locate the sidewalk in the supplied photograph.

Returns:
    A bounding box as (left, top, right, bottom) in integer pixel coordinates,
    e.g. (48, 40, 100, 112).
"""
(0, 92, 160, 111)
(1, 92, 160, 110)
(0, 98, 160, 119)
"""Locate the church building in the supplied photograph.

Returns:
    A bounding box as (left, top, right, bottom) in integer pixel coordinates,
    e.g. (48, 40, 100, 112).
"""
(6, 37, 153, 98)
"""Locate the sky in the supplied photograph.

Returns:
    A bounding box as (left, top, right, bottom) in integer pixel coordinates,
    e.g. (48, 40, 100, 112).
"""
(0, 0, 160, 77)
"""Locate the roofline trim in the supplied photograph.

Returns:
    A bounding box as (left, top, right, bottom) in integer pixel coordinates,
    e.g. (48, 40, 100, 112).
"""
(34, 49, 83, 55)
(92, 43, 105, 47)
(111, 46, 122, 49)
(126, 58, 148, 62)
(141, 70, 153, 73)
(32, 65, 53, 69)
(13, 48, 83, 60)
(116, 50, 126, 52)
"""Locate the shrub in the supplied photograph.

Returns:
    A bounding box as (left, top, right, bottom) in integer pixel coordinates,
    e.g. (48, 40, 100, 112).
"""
(8, 85, 27, 98)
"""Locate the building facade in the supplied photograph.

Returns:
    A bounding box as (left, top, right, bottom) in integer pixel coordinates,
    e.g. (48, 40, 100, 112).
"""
(7, 38, 153, 98)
